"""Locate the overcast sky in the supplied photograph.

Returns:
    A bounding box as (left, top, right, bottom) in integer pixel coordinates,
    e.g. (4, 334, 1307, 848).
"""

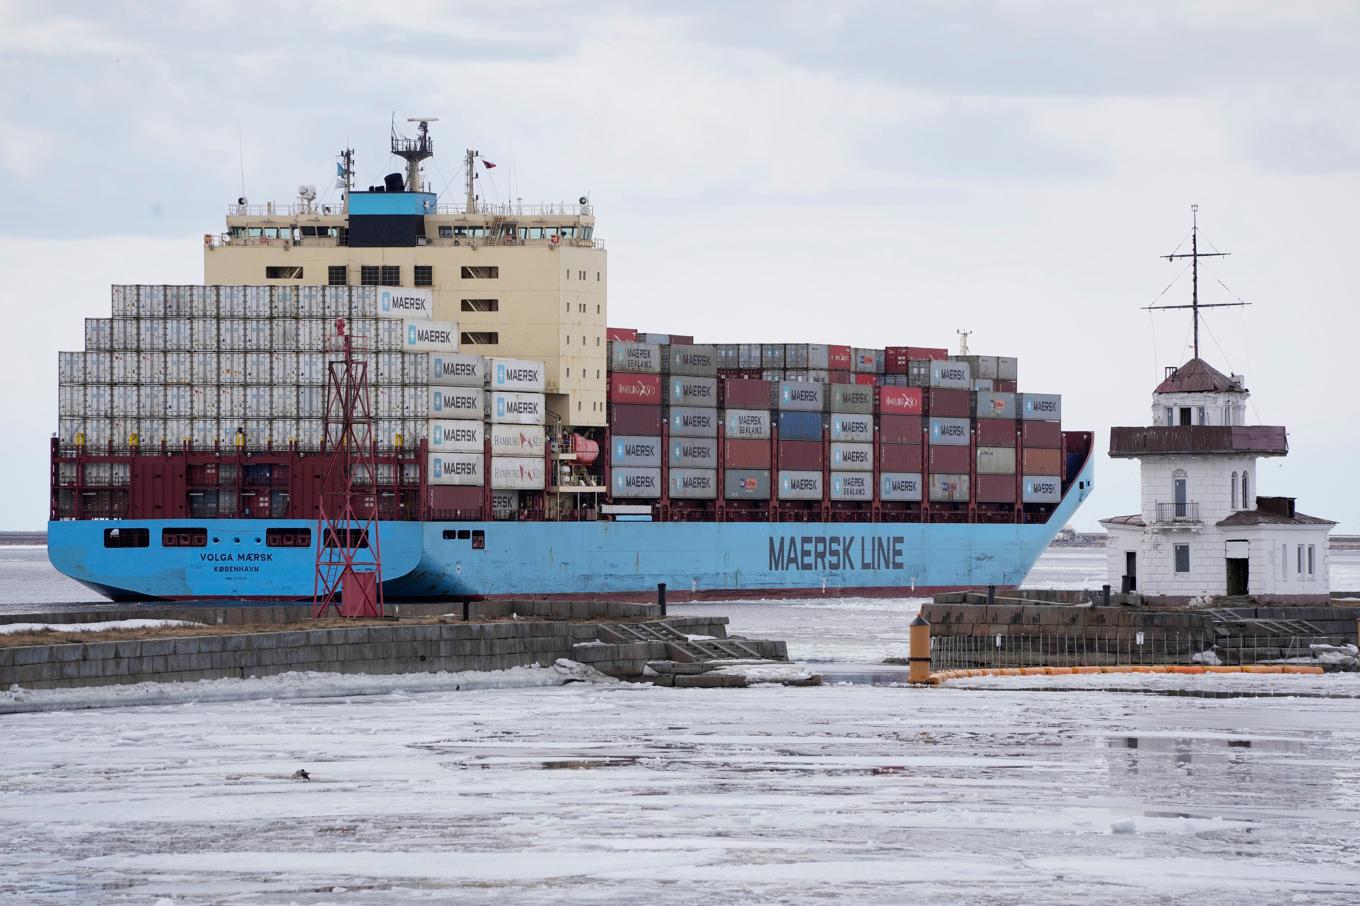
(1, 1, 1358, 533)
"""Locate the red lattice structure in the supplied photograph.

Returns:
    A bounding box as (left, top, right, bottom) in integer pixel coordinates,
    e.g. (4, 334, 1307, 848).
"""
(313, 318, 384, 618)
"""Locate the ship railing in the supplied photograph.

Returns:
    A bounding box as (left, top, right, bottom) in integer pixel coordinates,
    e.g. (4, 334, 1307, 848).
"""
(422, 236, 602, 249)
(434, 201, 592, 217)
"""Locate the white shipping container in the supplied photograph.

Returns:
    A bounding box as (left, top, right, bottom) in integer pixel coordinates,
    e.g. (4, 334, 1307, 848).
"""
(829, 413, 873, 442)
(427, 352, 485, 387)
(273, 387, 298, 417)
(220, 352, 246, 384)
(777, 381, 824, 412)
(428, 419, 484, 453)
(928, 473, 970, 502)
(163, 319, 191, 350)
(375, 386, 402, 418)
(139, 418, 165, 444)
(375, 353, 404, 385)
(111, 319, 137, 350)
(164, 385, 191, 418)
(166, 286, 193, 318)
(879, 472, 924, 502)
(190, 418, 220, 448)
(244, 418, 271, 445)
(112, 385, 138, 417)
(218, 385, 245, 420)
(610, 466, 662, 498)
(244, 385, 272, 417)
(164, 418, 191, 444)
(244, 319, 271, 351)
(491, 490, 520, 518)
(83, 418, 113, 446)
(84, 352, 111, 383)
(58, 384, 84, 418)
(402, 385, 429, 417)
(58, 417, 83, 444)
(377, 287, 433, 319)
(489, 424, 547, 458)
(830, 442, 874, 471)
(929, 417, 971, 446)
(401, 319, 458, 353)
(296, 419, 324, 448)
(245, 352, 271, 384)
(112, 352, 137, 384)
(85, 319, 112, 351)
(487, 390, 545, 425)
(668, 375, 718, 406)
(271, 319, 298, 350)
(190, 285, 216, 318)
(270, 418, 297, 445)
(138, 319, 164, 351)
(724, 409, 771, 440)
(191, 352, 217, 385)
(830, 471, 873, 501)
(1022, 475, 1062, 503)
(85, 384, 112, 417)
(668, 406, 718, 437)
(271, 351, 298, 384)
(488, 358, 547, 392)
(296, 386, 323, 418)
(1020, 393, 1062, 421)
(929, 359, 972, 389)
(189, 387, 216, 420)
(297, 319, 326, 351)
(608, 341, 662, 374)
(299, 286, 325, 318)
(218, 319, 245, 351)
(669, 438, 718, 468)
(429, 452, 485, 486)
(110, 418, 137, 447)
(111, 285, 132, 318)
(429, 386, 484, 419)
(669, 468, 718, 499)
(297, 352, 325, 384)
(323, 287, 350, 319)
(777, 470, 823, 501)
(218, 286, 245, 318)
(352, 287, 377, 317)
(138, 384, 165, 418)
(137, 352, 164, 384)
(191, 319, 218, 349)
(164, 351, 191, 383)
(140, 284, 166, 318)
(244, 286, 270, 318)
(271, 286, 298, 318)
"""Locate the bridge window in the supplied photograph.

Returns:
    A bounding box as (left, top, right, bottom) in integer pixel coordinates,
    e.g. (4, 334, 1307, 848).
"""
(461, 332, 498, 345)
(161, 527, 207, 548)
(414, 265, 433, 287)
(265, 266, 304, 279)
(266, 528, 312, 548)
(328, 265, 348, 286)
(104, 527, 149, 549)
(461, 299, 499, 312)
(462, 266, 499, 279)
(1173, 543, 1190, 573)
(380, 265, 400, 286)
(360, 265, 380, 286)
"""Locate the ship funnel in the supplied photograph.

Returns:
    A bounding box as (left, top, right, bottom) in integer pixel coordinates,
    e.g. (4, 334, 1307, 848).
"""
(384, 172, 405, 193)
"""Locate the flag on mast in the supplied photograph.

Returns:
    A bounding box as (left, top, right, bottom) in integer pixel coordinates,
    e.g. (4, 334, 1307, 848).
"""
(482, 159, 497, 169)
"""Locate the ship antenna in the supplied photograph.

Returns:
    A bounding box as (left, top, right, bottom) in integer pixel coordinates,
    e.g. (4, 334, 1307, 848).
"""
(336, 147, 354, 211)
(392, 117, 438, 193)
(465, 147, 479, 213)
(956, 329, 971, 356)
(1147, 204, 1246, 360)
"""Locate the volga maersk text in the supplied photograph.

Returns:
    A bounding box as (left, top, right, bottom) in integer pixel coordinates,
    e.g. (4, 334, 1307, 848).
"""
(48, 119, 1093, 602)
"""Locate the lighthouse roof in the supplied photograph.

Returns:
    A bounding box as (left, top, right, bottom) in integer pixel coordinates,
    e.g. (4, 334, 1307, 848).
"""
(1154, 357, 1243, 394)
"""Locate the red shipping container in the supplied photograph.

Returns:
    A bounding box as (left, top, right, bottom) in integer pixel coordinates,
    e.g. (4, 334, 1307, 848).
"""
(1021, 420, 1062, 448)
(670, 334, 695, 345)
(828, 345, 852, 370)
(608, 372, 662, 405)
(1022, 447, 1062, 474)
(429, 485, 483, 514)
(907, 346, 949, 361)
(994, 379, 1017, 393)
(928, 444, 971, 474)
(884, 347, 911, 375)
(975, 474, 1018, 503)
(830, 370, 852, 384)
(878, 386, 923, 415)
(724, 438, 771, 469)
(722, 378, 771, 409)
(879, 414, 923, 444)
(853, 374, 878, 386)
(977, 419, 1017, 447)
(606, 327, 638, 342)
(878, 442, 923, 471)
(609, 404, 662, 435)
(777, 440, 824, 471)
(927, 388, 971, 418)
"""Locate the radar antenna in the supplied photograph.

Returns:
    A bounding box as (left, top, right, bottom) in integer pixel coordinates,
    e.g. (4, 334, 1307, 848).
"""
(1146, 205, 1248, 359)
(391, 117, 438, 192)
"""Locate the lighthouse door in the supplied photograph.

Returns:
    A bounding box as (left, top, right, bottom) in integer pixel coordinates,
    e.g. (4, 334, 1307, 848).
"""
(1225, 540, 1249, 596)
(1124, 551, 1137, 591)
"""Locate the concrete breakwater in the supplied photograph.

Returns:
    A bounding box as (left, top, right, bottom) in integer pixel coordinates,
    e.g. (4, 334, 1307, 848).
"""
(0, 599, 793, 691)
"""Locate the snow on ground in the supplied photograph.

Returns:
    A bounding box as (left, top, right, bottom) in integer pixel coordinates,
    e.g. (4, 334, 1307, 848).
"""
(0, 619, 204, 635)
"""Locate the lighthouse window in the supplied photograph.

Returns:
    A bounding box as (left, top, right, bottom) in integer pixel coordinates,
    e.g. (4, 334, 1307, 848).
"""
(1241, 472, 1249, 508)
(1308, 545, 1316, 576)
(414, 265, 433, 287)
(1231, 472, 1238, 509)
(1178, 407, 1192, 426)
(1197, 406, 1206, 425)
(1173, 544, 1190, 573)
(1297, 545, 1304, 575)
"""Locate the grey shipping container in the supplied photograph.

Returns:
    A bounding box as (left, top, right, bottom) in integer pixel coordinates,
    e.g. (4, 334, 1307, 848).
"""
(829, 442, 873, 471)
(611, 466, 662, 498)
(928, 416, 971, 446)
(1022, 475, 1062, 503)
(724, 408, 771, 440)
(784, 343, 810, 369)
(776, 380, 824, 412)
(851, 348, 884, 373)
(997, 357, 1018, 381)
(830, 471, 873, 501)
(1020, 393, 1062, 421)
(609, 341, 662, 374)
(669, 437, 718, 468)
(669, 468, 718, 499)
(665, 344, 718, 377)
(738, 343, 762, 369)
(777, 470, 823, 501)
(880, 472, 924, 502)
(827, 383, 874, 413)
(973, 379, 994, 392)
(828, 413, 873, 442)
(975, 391, 1017, 419)
(668, 375, 718, 406)
(611, 435, 662, 467)
(929, 359, 971, 389)
(761, 343, 785, 368)
(668, 406, 719, 437)
(725, 469, 771, 500)
(976, 446, 1017, 474)
(928, 473, 971, 502)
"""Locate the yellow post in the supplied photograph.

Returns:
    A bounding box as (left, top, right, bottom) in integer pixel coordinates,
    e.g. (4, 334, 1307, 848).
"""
(909, 614, 932, 685)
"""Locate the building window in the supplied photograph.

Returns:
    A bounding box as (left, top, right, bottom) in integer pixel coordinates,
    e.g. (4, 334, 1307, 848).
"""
(265, 266, 304, 279)
(1173, 543, 1190, 573)
(414, 265, 433, 287)
(1231, 472, 1238, 509)
(1297, 545, 1304, 575)
(461, 299, 499, 312)
(461, 332, 498, 345)
(1241, 472, 1249, 509)
(462, 266, 499, 279)
(597, 304, 601, 313)
(380, 265, 400, 286)
(1308, 545, 1316, 576)
(360, 265, 380, 286)
(327, 265, 348, 286)
(1281, 544, 1288, 580)
(438, 226, 453, 238)
(104, 527, 149, 548)
(1197, 406, 1206, 425)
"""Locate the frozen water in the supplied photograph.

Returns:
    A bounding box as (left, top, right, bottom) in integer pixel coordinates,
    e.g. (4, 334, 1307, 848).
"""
(0, 619, 204, 635)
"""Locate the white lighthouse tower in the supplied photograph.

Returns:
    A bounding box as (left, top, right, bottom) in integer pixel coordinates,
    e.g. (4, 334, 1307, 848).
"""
(1101, 209, 1334, 602)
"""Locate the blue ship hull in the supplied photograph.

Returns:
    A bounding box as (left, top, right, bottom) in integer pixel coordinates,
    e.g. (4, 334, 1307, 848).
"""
(49, 455, 1093, 602)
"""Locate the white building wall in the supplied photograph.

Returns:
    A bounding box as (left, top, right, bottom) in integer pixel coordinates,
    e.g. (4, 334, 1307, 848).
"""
(1103, 522, 1330, 597)
(1151, 390, 1248, 426)
(1139, 455, 1257, 524)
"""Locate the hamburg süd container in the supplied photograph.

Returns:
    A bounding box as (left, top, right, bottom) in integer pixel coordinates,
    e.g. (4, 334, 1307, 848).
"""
(1020, 393, 1062, 421)
(830, 442, 873, 471)
(428, 352, 486, 387)
(611, 466, 662, 498)
(776, 381, 824, 412)
(489, 358, 547, 393)
(609, 341, 662, 374)
(668, 375, 718, 406)
(974, 391, 1017, 420)
(489, 424, 547, 458)
(724, 469, 771, 500)
(829, 413, 873, 443)
(878, 386, 923, 414)
(401, 319, 458, 353)
(879, 442, 924, 472)
(830, 472, 872, 501)
(669, 468, 718, 499)
(428, 452, 484, 486)
(880, 472, 924, 502)
(1021, 447, 1062, 475)
(430, 386, 484, 419)
(928, 473, 970, 502)
(608, 372, 662, 405)
(776, 410, 821, 442)
(612, 435, 662, 467)
(377, 287, 434, 319)
(927, 444, 970, 474)
(608, 403, 662, 436)
(490, 456, 546, 491)
(777, 440, 824, 471)
(976, 446, 1018, 475)
(670, 438, 717, 468)
(777, 470, 822, 501)
(928, 416, 971, 446)
(724, 408, 771, 440)
(669, 406, 718, 437)
(665, 344, 718, 377)
(1022, 475, 1062, 503)
(723, 438, 770, 469)
(976, 474, 1018, 503)
(928, 359, 971, 389)
(927, 388, 971, 419)
(428, 419, 484, 453)
(827, 383, 874, 414)
(489, 391, 546, 425)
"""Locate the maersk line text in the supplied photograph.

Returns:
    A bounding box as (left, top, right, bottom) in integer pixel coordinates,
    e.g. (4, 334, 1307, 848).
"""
(768, 535, 905, 571)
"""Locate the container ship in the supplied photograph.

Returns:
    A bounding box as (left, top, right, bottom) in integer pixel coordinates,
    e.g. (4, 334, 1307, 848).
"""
(48, 119, 1094, 601)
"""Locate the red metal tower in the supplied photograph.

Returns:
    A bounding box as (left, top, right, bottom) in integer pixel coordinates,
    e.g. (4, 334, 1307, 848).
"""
(313, 318, 384, 618)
